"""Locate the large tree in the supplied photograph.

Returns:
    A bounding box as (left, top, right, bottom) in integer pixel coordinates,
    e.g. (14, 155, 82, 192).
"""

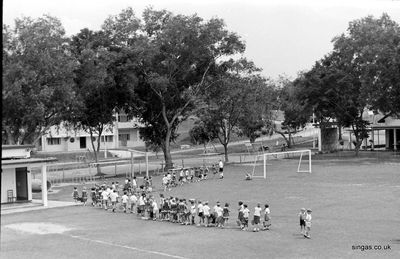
(295, 52, 369, 155)
(68, 28, 134, 174)
(333, 13, 400, 115)
(196, 58, 267, 161)
(2, 15, 76, 145)
(105, 8, 245, 168)
(275, 76, 311, 148)
(237, 75, 275, 144)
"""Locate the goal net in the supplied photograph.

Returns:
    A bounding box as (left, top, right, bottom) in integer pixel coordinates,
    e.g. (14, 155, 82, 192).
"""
(251, 149, 312, 179)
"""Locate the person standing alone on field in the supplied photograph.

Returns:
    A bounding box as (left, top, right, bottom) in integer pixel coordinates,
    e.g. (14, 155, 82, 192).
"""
(219, 159, 224, 179)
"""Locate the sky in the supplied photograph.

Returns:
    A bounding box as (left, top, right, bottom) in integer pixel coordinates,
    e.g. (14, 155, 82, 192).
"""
(3, 0, 400, 79)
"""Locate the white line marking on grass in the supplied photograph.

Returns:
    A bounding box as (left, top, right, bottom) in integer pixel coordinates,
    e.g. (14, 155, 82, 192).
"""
(69, 235, 190, 259)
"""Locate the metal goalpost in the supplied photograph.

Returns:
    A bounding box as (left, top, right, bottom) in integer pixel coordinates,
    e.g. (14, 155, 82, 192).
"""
(252, 149, 312, 180)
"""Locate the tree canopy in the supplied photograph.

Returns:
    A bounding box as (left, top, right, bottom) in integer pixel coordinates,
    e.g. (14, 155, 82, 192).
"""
(2, 15, 76, 145)
(107, 7, 246, 168)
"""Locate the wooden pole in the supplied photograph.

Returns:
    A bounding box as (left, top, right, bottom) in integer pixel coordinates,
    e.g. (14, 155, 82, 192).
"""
(41, 164, 48, 207)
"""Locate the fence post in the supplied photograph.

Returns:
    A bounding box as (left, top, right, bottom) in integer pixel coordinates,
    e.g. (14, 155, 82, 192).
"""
(115, 163, 117, 176)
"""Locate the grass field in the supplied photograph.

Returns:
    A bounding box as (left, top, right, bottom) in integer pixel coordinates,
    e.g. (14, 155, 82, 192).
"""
(1, 156, 400, 259)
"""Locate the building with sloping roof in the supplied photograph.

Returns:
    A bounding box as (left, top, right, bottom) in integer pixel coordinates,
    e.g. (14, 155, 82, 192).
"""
(1, 145, 56, 205)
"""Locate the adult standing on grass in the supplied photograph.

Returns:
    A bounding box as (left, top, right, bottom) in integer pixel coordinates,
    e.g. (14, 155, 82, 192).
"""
(219, 159, 224, 179)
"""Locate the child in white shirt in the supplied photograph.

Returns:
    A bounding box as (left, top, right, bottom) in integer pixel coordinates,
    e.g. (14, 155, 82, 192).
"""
(190, 200, 196, 225)
(197, 201, 204, 226)
(202, 202, 211, 227)
(253, 203, 262, 232)
(263, 204, 271, 230)
(109, 190, 119, 213)
(242, 204, 250, 230)
(101, 189, 109, 210)
(214, 203, 224, 227)
(121, 191, 129, 213)
(304, 209, 312, 238)
(152, 200, 158, 221)
(129, 192, 137, 213)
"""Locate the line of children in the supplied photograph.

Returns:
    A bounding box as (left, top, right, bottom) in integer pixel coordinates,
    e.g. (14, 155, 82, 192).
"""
(75, 185, 318, 237)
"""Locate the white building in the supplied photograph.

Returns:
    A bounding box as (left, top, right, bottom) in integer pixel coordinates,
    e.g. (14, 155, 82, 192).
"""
(39, 113, 145, 152)
(1, 145, 56, 205)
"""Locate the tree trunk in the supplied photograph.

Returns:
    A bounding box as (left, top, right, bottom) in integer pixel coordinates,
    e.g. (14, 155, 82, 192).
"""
(354, 139, 362, 156)
(275, 130, 290, 147)
(223, 143, 229, 162)
(287, 131, 293, 148)
(163, 126, 174, 170)
(89, 130, 103, 176)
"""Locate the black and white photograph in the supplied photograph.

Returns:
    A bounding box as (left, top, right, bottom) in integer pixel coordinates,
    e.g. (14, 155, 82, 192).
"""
(2, 0, 400, 258)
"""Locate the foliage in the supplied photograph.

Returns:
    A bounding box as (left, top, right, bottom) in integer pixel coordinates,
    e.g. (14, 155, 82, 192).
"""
(107, 7, 246, 168)
(196, 58, 268, 161)
(236, 75, 275, 143)
(2, 15, 76, 145)
(68, 28, 134, 173)
(274, 76, 311, 147)
(189, 120, 218, 152)
(333, 13, 400, 115)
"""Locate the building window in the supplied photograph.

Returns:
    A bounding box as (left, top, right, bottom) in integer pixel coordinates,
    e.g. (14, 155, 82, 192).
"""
(118, 114, 132, 122)
(118, 134, 130, 141)
(101, 136, 114, 142)
(47, 138, 61, 145)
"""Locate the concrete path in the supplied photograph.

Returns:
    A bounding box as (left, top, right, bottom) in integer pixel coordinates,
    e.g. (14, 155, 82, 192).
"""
(1, 199, 77, 215)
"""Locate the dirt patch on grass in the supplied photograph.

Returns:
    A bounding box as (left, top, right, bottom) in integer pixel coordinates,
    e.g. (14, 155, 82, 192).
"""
(5, 222, 73, 235)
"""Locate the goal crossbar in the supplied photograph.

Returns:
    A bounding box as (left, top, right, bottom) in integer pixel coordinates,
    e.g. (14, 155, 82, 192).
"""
(252, 149, 312, 179)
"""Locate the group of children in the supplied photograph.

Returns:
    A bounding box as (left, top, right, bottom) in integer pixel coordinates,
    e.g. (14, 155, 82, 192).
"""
(72, 178, 312, 237)
(298, 208, 312, 238)
(162, 162, 223, 192)
(236, 201, 271, 232)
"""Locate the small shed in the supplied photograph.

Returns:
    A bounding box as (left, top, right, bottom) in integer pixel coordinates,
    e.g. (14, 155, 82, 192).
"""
(1, 145, 57, 206)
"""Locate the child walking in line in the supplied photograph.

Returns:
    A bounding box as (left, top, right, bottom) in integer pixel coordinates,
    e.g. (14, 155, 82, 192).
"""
(81, 187, 88, 206)
(72, 187, 79, 203)
(152, 199, 158, 221)
(242, 204, 250, 231)
(101, 188, 109, 210)
(161, 198, 170, 221)
(263, 204, 271, 230)
(214, 202, 224, 227)
(190, 199, 196, 225)
(197, 200, 204, 226)
(129, 192, 137, 213)
(253, 203, 262, 232)
(109, 190, 119, 213)
(121, 191, 129, 213)
(132, 177, 137, 192)
(304, 209, 312, 239)
(222, 203, 230, 228)
(237, 201, 244, 229)
(90, 187, 97, 206)
(203, 201, 211, 227)
(298, 208, 306, 234)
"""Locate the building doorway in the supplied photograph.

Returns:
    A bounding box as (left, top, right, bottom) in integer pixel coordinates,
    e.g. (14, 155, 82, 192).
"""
(80, 137, 86, 149)
(15, 167, 28, 201)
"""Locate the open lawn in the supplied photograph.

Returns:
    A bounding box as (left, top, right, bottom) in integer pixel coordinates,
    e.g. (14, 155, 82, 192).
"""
(1, 157, 400, 259)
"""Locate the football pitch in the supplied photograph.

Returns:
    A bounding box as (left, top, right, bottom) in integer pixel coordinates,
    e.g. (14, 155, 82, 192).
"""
(1, 157, 400, 259)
